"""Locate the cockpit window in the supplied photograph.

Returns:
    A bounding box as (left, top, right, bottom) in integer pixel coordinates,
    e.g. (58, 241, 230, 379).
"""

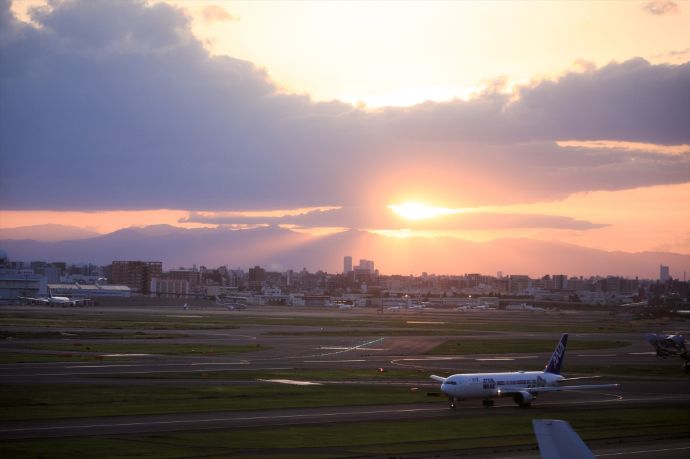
(445, 381, 457, 385)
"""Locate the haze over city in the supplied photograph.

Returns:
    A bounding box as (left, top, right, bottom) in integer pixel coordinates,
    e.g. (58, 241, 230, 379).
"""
(1, 0, 689, 277)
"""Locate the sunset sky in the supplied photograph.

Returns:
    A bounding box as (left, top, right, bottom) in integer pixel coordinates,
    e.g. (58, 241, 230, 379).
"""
(1, 0, 689, 262)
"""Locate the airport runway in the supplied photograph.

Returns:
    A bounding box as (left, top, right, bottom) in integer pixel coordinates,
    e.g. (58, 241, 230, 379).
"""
(1, 303, 689, 457)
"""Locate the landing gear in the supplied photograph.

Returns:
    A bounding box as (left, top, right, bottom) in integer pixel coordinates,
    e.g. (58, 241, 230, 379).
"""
(481, 399, 494, 407)
(449, 397, 456, 409)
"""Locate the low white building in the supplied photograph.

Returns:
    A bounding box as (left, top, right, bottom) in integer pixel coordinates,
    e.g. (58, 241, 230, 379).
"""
(49, 283, 131, 298)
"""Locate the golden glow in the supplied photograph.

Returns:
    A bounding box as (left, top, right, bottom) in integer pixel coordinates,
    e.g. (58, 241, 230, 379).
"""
(279, 225, 349, 237)
(172, 1, 690, 107)
(388, 202, 464, 221)
(557, 140, 690, 155)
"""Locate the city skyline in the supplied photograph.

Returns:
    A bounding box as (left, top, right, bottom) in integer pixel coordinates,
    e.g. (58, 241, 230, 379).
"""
(1, 0, 689, 273)
(1, 223, 689, 279)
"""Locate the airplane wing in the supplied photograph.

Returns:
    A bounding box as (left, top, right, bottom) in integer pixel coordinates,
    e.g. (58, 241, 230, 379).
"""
(499, 383, 619, 396)
(19, 296, 50, 304)
(558, 375, 601, 381)
(532, 419, 595, 459)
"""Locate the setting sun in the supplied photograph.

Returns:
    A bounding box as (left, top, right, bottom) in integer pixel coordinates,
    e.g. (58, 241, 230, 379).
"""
(388, 203, 462, 220)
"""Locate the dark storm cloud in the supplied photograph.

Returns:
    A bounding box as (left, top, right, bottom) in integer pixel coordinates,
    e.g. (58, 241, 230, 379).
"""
(1, 0, 689, 212)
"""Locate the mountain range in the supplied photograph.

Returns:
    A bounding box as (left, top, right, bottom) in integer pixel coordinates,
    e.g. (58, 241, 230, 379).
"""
(1, 224, 688, 279)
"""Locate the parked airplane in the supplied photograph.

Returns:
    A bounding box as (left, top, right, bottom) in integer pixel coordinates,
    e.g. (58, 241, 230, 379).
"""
(431, 333, 619, 408)
(644, 333, 689, 371)
(214, 296, 246, 310)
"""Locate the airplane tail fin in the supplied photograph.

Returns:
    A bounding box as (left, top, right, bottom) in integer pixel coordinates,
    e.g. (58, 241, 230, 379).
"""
(544, 333, 568, 375)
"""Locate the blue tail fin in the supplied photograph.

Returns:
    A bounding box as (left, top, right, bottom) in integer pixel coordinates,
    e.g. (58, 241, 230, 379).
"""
(544, 333, 568, 375)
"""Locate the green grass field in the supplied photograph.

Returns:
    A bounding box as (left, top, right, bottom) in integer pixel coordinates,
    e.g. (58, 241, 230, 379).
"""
(2, 407, 689, 458)
(426, 339, 630, 355)
(0, 383, 437, 421)
(19, 342, 269, 356)
(0, 310, 671, 334)
(91, 367, 429, 381)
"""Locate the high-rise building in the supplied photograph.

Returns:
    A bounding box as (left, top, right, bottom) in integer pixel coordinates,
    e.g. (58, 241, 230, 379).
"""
(343, 256, 352, 274)
(247, 265, 266, 292)
(358, 259, 374, 272)
(110, 261, 162, 294)
(660, 265, 670, 282)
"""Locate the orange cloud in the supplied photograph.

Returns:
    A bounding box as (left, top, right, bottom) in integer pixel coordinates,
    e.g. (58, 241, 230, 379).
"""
(0, 209, 212, 234)
(642, 1, 679, 15)
(202, 5, 237, 23)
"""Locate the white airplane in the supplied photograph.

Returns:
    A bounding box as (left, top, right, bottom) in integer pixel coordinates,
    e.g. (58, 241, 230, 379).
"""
(20, 293, 88, 307)
(431, 333, 619, 408)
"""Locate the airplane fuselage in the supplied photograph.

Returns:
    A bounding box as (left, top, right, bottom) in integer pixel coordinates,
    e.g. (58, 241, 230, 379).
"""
(432, 333, 620, 408)
(440, 371, 564, 399)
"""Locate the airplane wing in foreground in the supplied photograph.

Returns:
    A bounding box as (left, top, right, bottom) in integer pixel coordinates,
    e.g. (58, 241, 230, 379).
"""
(532, 419, 595, 459)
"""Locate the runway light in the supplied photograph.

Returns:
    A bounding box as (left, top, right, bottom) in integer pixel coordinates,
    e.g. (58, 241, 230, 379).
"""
(378, 367, 385, 372)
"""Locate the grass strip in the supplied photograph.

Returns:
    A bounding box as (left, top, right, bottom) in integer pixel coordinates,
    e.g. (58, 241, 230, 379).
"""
(0, 384, 437, 421)
(19, 343, 268, 356)
(0, 331, 188, 340)
(0, 352, 129, 364)
(426, 339, 630, 355)
(90, 367, 428, 381)
(0, 311, 661, 334)
(2, 407, 689, 458)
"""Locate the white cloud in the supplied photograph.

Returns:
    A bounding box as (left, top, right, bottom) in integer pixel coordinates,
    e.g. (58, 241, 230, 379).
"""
(642, 1, 679, 16)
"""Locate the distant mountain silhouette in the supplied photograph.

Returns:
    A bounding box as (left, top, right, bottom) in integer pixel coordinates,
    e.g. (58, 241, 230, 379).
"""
(0, 224, 99, 242)
(1, 225, 688, 278)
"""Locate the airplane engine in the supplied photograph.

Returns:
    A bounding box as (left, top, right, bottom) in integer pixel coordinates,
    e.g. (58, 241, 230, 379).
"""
(513, 391, 533, 408)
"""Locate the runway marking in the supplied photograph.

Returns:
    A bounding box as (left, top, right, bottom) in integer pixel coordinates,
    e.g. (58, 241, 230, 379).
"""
(406, 321, 446, 324)
(297, 337, 385, 359)
(304, 360, 366, 363)
(65, 365, 134, 368)
(190, 362, 248, 366)
(597, 445, 690, 456)
(398, 357, 464, 361)
(576, 354, 617, 357)
(258, 379, 322, 386)
(204, 334, 256, 339)
(317, 347, 385, 351)
(101, 354, 152, 357)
